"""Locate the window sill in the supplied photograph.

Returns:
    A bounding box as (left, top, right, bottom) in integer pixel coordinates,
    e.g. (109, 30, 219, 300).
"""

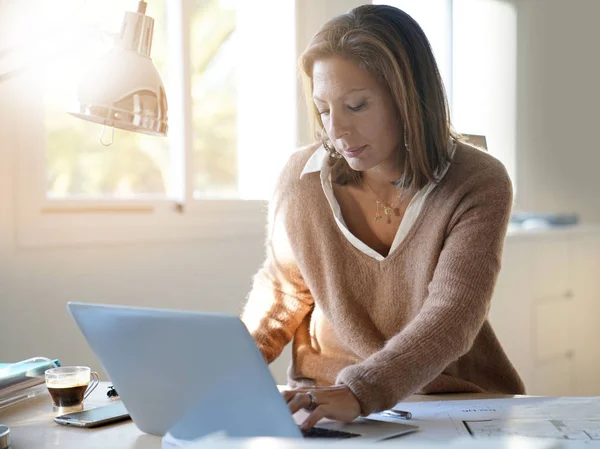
(16, 199, 268, 248)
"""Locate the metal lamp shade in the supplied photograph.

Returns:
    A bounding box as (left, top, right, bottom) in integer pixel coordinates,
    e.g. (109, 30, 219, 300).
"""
(69, 8, 168, 136)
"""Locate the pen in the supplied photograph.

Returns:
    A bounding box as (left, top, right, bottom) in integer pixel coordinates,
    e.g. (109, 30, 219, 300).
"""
(382, 409, 412, 420)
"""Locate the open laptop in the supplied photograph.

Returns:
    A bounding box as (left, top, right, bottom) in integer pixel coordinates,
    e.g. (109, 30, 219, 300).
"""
(67, 302, 418, 442)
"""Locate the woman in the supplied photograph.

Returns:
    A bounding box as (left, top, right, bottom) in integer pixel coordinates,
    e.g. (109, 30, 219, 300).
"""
(242, 4, 524, 431)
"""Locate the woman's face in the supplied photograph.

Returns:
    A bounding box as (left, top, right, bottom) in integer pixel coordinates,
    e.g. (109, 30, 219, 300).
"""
(312, 56, 402, 176)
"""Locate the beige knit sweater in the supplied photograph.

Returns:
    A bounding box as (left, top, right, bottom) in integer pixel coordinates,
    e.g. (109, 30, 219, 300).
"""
(242, 141, 525, 415)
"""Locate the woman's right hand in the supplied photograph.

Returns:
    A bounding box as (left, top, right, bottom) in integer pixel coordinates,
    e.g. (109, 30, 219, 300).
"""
(282, 385, 362, 430)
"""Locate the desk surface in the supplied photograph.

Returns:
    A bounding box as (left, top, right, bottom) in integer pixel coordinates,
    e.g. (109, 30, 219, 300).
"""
(0, 382, 521, 449)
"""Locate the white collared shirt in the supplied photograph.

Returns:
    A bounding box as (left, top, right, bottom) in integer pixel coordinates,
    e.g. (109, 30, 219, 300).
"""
(300, 143, 456, 261)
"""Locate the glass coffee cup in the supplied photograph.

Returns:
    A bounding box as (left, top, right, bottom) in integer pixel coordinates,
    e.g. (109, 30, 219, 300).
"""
(45, 366, 99, 409)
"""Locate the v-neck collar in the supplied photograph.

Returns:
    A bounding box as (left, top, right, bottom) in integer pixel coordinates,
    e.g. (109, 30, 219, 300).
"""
(300, 142, 456, 261)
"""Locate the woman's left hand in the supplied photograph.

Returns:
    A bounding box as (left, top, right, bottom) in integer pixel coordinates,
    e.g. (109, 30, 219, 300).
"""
(281, 385, 362, 430)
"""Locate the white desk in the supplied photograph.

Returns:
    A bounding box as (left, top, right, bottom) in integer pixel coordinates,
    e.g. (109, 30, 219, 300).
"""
(0, 382, 157, 449)
(0, 382, 523, 449)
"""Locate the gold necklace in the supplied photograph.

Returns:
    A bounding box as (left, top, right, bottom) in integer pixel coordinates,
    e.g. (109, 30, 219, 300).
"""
(363, 178, 401, 223)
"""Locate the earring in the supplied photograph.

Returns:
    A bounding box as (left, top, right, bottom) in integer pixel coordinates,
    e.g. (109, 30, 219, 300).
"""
(323, 138, 342, 159)
(404, 126, 410, 152)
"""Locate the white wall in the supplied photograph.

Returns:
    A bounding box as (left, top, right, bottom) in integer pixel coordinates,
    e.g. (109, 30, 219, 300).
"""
(454, 0, 600, 222)
(512, 0, 600, 222)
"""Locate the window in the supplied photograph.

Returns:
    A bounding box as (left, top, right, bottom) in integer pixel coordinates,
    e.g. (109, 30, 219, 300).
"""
(452, 0, 517, 187)
(7, 0, 296, 246)
(190, 0, 238, 198)
(43, 0, 295, 201)
(44, 1, 171, 199)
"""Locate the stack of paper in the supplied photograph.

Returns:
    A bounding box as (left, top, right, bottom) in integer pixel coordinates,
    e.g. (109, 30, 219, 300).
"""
(0, 357, 60, 409)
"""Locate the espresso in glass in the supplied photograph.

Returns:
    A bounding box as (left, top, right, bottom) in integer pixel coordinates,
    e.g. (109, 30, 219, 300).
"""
(45, 366, 99, 409)
(47, 384, 88, 407)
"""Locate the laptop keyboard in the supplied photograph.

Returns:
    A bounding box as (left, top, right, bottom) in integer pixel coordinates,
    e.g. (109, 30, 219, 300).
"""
(301, 426, 361, 439)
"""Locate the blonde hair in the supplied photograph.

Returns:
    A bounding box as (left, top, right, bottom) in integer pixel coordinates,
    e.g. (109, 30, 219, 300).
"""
(300, 4, 458, 190)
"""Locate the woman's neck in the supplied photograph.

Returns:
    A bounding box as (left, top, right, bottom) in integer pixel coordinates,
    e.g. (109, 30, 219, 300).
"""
(362, 150, 405, 189)
(362, 163, 402, 194)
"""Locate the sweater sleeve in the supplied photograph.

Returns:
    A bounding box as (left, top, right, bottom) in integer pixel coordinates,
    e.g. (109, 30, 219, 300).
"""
(336, 165, 513, 415)
(241, 161, 314, 364)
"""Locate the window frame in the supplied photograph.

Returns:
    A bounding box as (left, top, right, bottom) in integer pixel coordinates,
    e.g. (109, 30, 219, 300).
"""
(12, 0, 277, 248)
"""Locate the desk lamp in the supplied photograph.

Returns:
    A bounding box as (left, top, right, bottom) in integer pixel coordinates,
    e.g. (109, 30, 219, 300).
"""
(69, 0, 168, 137)
(0, 0, 168, 138)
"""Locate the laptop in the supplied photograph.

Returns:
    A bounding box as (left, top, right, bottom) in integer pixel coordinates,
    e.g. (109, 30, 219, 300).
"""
(67, 302, 418, 442)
